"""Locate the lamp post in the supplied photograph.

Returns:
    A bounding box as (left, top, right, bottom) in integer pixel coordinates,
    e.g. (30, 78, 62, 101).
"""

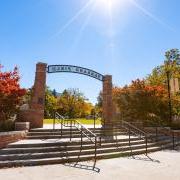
(166, 70, 172, 126)
(52, 89, 57, 130)
(93, 108, 96, 131)
(165, 49, 180, 126)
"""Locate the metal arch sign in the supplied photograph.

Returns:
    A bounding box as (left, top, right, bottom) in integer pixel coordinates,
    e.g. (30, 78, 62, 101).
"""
(47, 65, 104, 81)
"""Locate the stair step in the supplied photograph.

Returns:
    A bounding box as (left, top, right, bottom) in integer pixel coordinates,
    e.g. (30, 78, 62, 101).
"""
(0, 121, 176, 169)
(0, 140, 148, 155)
(0, 146, 162, 168)
(30, 127, 125, 132)
(0, 139, 172, 162)
(26, 134, 128, 139)
(27, 131, 127, 136)
(7, 137, 143, 148)
(0, 142, 163, 161)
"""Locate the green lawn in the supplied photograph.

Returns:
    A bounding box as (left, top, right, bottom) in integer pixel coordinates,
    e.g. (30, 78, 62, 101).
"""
(43, 118, 102, 125)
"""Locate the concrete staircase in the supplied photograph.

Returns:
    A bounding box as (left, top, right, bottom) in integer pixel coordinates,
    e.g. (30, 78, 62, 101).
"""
(26, 127, 127, 139)
(0, 127, 173, 168)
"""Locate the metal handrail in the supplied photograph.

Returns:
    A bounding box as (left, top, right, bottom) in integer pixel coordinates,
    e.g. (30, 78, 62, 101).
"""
(121, 120, 149, 156)
(75, 120, 97, 138)
(153, 126, 179, 149)
(121, 120, 148, 138)
(121, 121, 180, 151)
(54, 112, 100, 170)
(55, 112, 98, 142)
(101, 119, 149, 156)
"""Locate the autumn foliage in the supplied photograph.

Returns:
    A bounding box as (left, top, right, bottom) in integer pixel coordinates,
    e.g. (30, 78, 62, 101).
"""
(113, 79, 169, 125)
(0, 65, 26, 121)
(45, 88, 94, 119)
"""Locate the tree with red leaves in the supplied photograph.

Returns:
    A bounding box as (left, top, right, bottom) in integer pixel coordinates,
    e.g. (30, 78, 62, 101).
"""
(113, 79, 169, 126)
(0, 65, 26, 121)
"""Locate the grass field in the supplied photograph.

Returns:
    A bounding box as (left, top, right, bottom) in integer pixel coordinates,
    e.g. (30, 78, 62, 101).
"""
(43, 118, 102, 125)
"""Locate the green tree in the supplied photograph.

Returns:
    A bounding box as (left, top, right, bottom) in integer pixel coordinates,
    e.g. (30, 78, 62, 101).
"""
(113, 79, 169, 126)
(147, 49, 180, 86)
(57, 88, 93, 118)
(95, 91, 103, 117)
(146, 49, 180, 117)
(44, 87, 57, 118)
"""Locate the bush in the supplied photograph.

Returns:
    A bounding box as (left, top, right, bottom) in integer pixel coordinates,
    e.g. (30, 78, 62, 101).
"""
(171, 122, 180, 130)
(0, 120, 15, 132)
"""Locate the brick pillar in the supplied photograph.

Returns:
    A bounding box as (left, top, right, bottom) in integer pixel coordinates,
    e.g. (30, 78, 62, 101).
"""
(18, 62, 47, 128)
(29, 62, 47, 128)
(102, 75, 114, 127)
(30, 62, 47, 110)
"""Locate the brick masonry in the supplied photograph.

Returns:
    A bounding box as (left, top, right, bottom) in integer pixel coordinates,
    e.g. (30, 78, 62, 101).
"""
(18, 62, 47, 128)
(0, 131, 26, 149)
(15, 122, 30, 131)
(102, 75, 114, 125)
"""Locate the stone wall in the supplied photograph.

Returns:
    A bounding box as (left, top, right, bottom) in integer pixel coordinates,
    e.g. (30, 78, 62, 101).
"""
(144, 127, 180, 137)
(0, 131, 26, 149)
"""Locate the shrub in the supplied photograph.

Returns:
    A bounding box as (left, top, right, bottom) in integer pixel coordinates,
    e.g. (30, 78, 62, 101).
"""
(0, 120, 15, 132)
(0, 65, 26, 126)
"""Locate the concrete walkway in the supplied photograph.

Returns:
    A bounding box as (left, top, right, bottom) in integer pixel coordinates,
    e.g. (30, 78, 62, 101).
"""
(43, 124, 102, 129)
(0, 150, 180, 180)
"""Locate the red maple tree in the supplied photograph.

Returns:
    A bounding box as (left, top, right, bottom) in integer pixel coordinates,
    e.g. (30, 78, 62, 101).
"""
(0, 65, 26, 121)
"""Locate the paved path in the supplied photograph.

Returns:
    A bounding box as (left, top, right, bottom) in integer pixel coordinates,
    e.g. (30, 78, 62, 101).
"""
(0, 150, 180, 180)
(43, 124, 102, 129)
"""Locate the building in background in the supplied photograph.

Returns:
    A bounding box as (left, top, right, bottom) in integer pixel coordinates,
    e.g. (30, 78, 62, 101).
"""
(170, 78, 179, 94)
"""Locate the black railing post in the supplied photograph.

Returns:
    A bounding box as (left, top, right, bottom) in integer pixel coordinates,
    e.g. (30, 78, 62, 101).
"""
(94, 114, 96, 132)
(128, 125, 131, 146)
(156, 127, 158, 141)
(53, 111, 55, 130)
(70, 119, 72, 141)
(81, 126, 83, 148)
(99, 137, 102, 146)
(93, 136, 97, 170)
(61, 119, 63, 137)
(145, 135, 148, 156)
(172, 131, 175, 150)
(103, 119, 106, 129)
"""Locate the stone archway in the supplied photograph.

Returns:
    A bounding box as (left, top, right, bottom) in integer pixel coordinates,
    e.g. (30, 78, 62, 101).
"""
(19, 62, 114, 128)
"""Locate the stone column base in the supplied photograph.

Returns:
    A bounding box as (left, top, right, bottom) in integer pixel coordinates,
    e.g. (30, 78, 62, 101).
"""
(18, 109, 44, 128)
(15, 122, 30, 131)
(101, 122, 114, 140)
(172, 116, 180, 128)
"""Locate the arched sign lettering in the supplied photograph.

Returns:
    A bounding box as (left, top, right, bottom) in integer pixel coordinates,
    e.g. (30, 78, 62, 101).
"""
(47, 65, 104, 81)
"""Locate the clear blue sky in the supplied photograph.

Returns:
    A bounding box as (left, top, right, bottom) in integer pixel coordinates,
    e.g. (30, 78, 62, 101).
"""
(0, 0, 180, 104)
